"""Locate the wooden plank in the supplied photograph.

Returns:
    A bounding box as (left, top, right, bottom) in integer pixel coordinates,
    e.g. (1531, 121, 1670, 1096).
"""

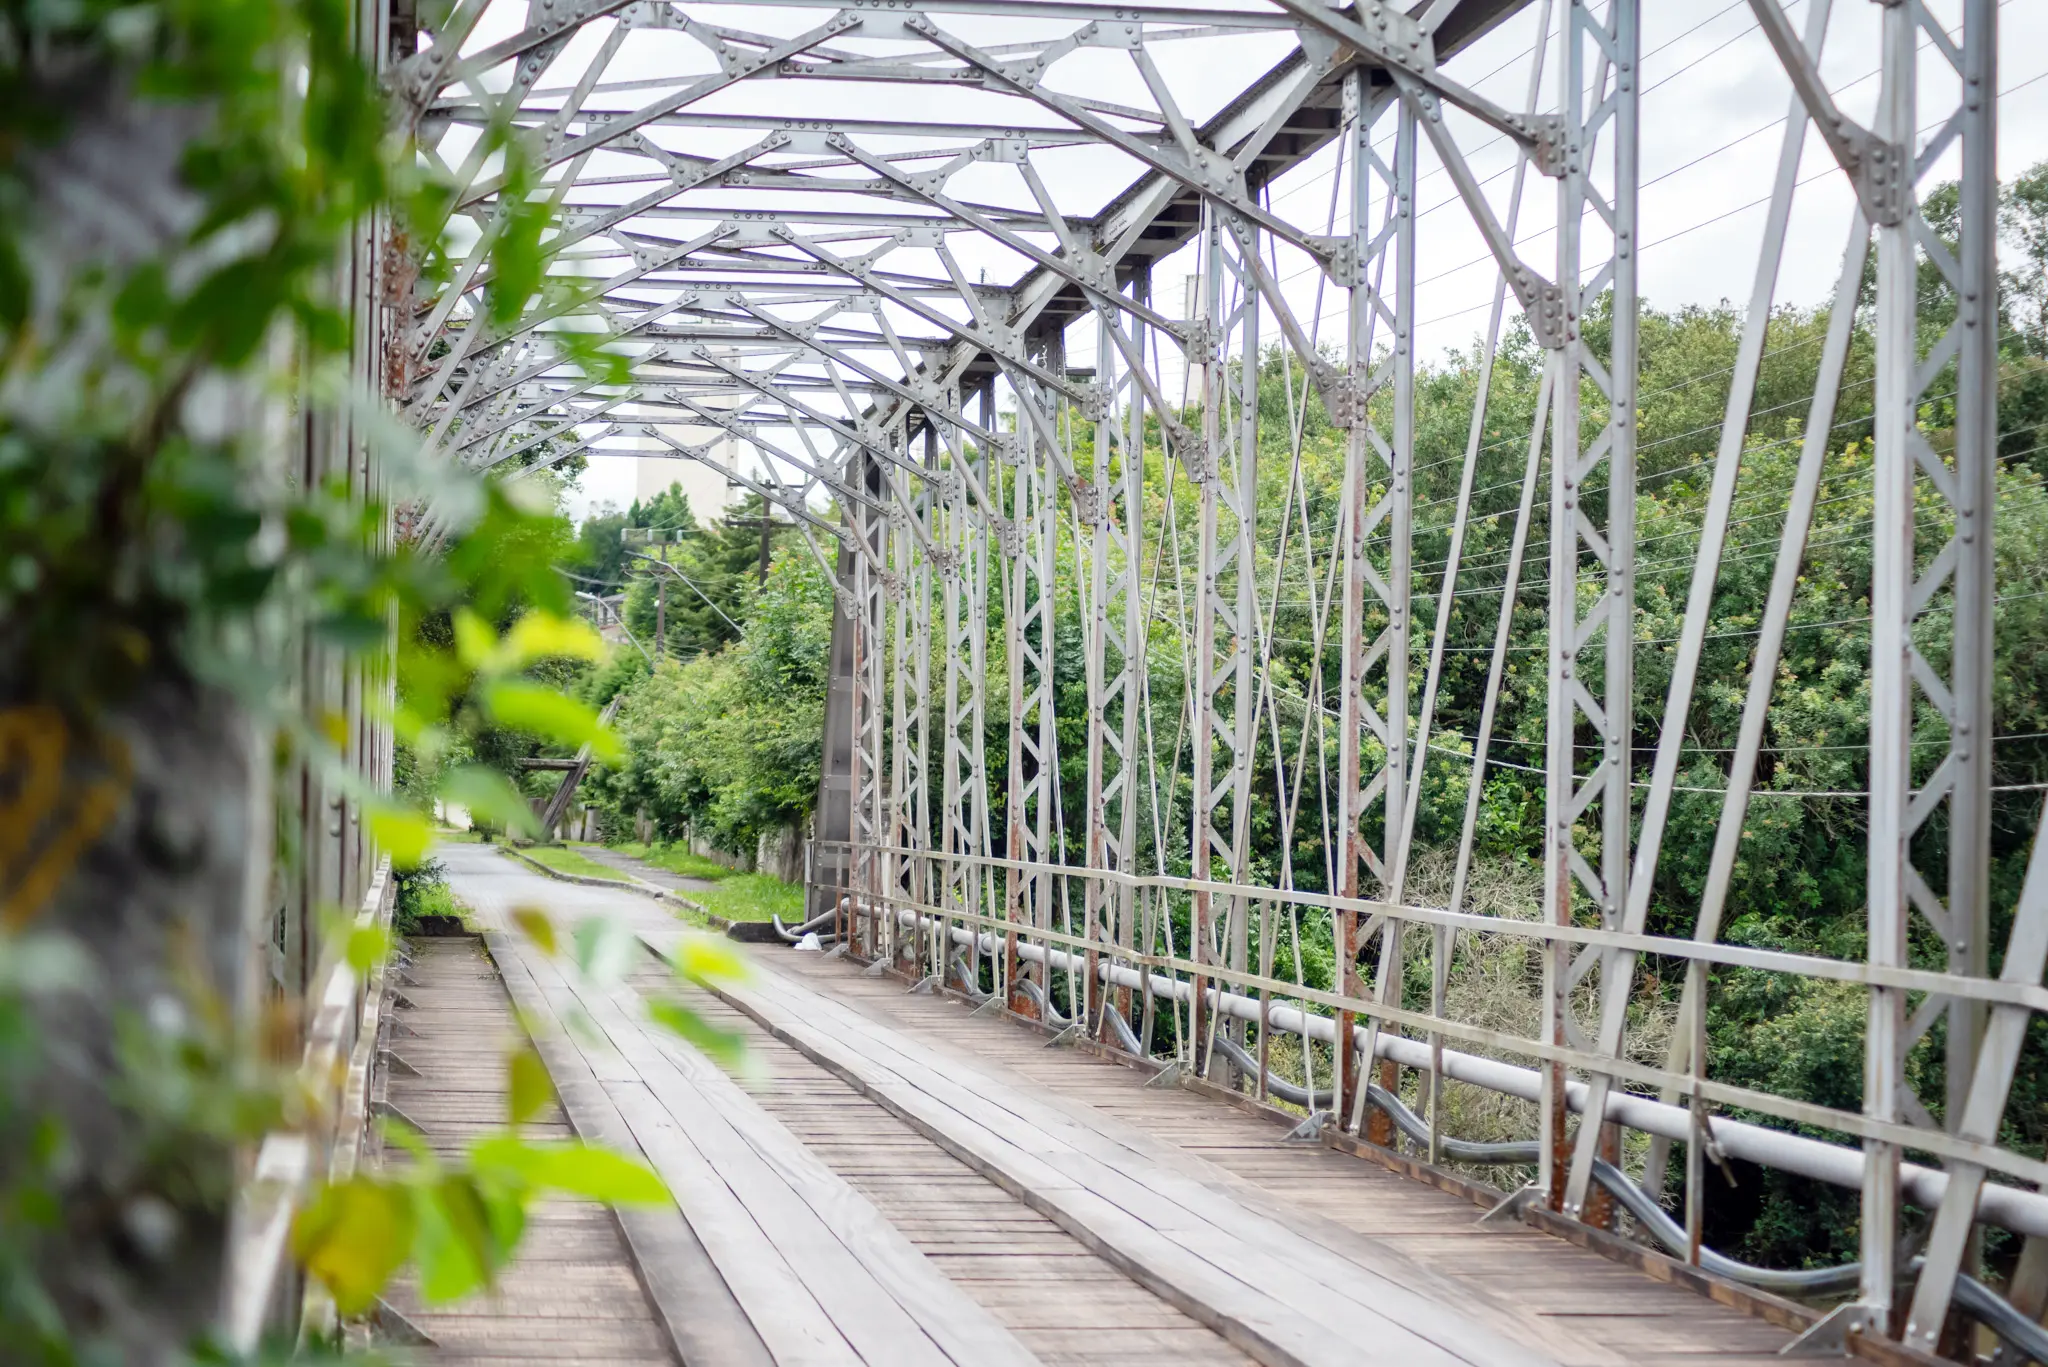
(731, 960, 1563, 1363)
(773, 948, 1804, 1362)
(469, 848, 1765, 1367)
(547, 958, 1036, 1367)
(609, 995, 1045, 1367)
(701, 965, 1536, 1367)
(484, 943, 771, 1364)
(644, 975, 1253, 1367)
(457, 853, 1174, 1367)
(382, 939, 682, 1367)
(497, 938, 862, 1367)
(753, 970, 1595, 1363)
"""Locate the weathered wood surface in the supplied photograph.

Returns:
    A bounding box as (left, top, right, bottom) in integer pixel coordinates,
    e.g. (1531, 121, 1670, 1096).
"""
(429, 845, 1801, 1367)
(441, 844, 1048, 1367)
(380, 936, 679, 1367)
(636, 964, 1255, 1367)
(691, 956, 1550, 1367)
(748, 948, 1804, 1367)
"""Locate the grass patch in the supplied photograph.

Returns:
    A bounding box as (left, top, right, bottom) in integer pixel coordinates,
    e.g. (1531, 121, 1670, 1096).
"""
(517, 844, 629, 882)
(523, 839, 795, 922)
(688, 873, 802, 924)
(433, 827, 485, 843)
(606, 841, 735, 882)
(394, 856, 474, 933)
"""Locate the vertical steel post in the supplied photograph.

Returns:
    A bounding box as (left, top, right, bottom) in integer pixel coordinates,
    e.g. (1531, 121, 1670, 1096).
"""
(1359, 96, 1417, 1145)
(1943, 0, 1999, 1182)
(1862, 0, 1917, 1320)
(1119, 274, 1148, 1003)
(1334, 71, 1372, 1124)
(1556, 0, 1639, 1222)
(1084, 291, 1146, 1038)
(887, 424, 933, 972)
(1334, 75, 1410, 1135)
(1544, 0, 1636, 1207)
(811, 482, 866, 923)
(1190, 206, 1225, 1072)
(940, 405, 989, 992)
(1190, 210, 1257, 1080)
(1901, 0, 2001, 1343)
(1228, 224, 1260, 1051)
(852, 450, 889, 956)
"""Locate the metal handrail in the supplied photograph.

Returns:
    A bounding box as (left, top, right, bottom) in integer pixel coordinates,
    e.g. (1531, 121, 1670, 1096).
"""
(826, 870, 2048, 1361)
(814, 844, 2048, 1245)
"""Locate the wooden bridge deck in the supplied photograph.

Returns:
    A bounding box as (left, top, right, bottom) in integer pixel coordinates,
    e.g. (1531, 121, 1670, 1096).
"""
(380, 936, 677, 1366)
(392, 844, 1807, 1367)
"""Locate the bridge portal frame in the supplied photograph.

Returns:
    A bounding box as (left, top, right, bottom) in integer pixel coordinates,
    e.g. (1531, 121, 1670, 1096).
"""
(388, 0, 2042, 1354)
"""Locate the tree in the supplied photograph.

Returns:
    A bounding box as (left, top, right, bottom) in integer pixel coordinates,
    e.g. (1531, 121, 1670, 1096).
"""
(572, 503, 631, 594)
(622, 492, 795, 659)
(589, 546, 833, 851)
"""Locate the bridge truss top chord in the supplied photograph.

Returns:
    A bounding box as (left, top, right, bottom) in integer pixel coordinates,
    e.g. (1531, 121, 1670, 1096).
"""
(391, 0, 2047, 1357)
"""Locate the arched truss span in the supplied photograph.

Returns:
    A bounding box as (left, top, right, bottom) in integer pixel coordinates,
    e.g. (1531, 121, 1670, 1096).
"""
(392, 1, 2039, 1350)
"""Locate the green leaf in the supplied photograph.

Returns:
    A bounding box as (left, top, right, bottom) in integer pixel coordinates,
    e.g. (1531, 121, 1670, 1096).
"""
(507, 1044, 553, 1126)
(668, 931, 748, 989)
(480, 682, 623, 763)
(346, 924, 391, 975)
(368, 802, 434, 869)
(293, 1177, 415, 1316)
(495, 611, 605, 670)
(647, 998, 748, 1072)
(378, 1116, 435, 1170)
(414, 1174, 502, 1304)
(439, 764, 540, 838)
(511, 906, 557, 957)
(476, 1138, 667, 1205)
(571, 914, 632, 986)
(452, 608, 495, 671)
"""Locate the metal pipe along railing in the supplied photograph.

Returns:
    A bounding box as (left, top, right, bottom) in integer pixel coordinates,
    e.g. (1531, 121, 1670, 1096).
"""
(851, 899, 2048, 1242)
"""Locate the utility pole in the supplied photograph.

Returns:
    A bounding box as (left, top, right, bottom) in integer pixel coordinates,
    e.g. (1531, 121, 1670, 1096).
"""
(654, 542, 667, 659)
(723, 503, 779, 585)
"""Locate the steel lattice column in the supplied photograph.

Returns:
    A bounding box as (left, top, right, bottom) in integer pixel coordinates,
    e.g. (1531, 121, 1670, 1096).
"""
(938, 405, 992, 993)
(1003, 363, 1061, 1015)
(1542, 0, 1637, 1212)
(1335, 76, 1414, 1132)
(1854, 0, 2005, 1335)
(886, 423, 934, 974)
(1189, 208, 1260, 1081)
(851, 459, 889, 958)
(1083, 284, 1149, 1038)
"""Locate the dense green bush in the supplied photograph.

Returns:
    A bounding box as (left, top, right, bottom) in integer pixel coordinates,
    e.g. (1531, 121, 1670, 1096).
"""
(587, 544, 834, 855)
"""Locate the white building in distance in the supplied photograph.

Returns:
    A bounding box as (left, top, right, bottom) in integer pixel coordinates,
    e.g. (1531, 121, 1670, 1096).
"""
(628, 425, 742, 523)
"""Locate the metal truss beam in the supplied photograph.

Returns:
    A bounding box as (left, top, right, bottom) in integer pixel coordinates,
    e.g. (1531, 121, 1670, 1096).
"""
(388, 3, 2043, 1354)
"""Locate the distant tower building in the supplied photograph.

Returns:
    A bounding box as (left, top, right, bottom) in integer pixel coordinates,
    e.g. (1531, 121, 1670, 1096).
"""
(630, 425, 743, 521)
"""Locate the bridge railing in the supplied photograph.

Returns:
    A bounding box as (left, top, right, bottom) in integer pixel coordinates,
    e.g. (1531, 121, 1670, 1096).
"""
(809, 837, 2048, 1353)
(220, 855, 396, 1352)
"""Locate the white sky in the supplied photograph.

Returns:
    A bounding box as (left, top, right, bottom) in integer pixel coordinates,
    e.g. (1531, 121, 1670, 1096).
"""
(492, 0, 2048, 522)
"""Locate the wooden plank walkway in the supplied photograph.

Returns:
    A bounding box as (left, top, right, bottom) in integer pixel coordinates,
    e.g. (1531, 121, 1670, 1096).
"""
(628, 960, 1253, 1367)
(737, 951, 1803, 1367)
(380, 936, 678, 1367)
(423, 844, 1806, 1367)
(444, 843, 1236, 1367)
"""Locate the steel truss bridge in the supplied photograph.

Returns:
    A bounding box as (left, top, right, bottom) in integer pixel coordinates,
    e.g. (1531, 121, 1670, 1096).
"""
(384, 0, 2047, 1359)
